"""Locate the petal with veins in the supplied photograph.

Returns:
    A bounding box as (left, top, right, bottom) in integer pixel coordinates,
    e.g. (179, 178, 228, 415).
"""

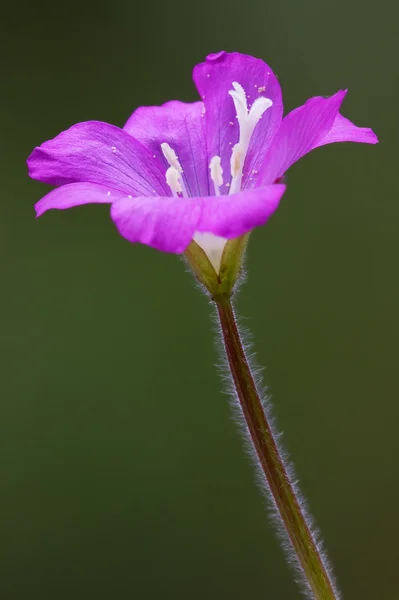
(111, 195, 202, 254)
(258, 91, 378, 184)
(28, 121, 169, 197)
(198, 184, 286, 239)
(314, 113, 378, 147)
(110, 184, 286, 254)
(124, 101, 209, 197)
(258, 91, 348, 184)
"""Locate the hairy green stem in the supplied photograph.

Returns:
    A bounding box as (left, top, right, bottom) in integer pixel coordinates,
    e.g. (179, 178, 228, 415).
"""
(214, 295, 338, 600)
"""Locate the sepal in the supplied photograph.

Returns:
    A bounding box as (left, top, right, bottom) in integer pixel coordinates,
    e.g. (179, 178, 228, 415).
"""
(184, 234, 248, 298)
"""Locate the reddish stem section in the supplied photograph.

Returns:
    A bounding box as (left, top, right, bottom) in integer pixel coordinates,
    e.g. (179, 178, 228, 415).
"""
(215, 296, 338, 600)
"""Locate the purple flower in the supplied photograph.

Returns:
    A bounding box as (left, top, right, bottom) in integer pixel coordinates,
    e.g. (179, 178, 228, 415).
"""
(28, 51, 377, 271)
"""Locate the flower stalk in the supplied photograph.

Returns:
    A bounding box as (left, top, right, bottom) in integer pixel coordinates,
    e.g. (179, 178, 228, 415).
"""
(214, 294, 339, 600)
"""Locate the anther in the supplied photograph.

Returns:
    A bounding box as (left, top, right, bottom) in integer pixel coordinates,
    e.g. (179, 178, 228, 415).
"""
(209, 156, 223, 195)
(165, 166, 182, 196)
(230, 144, 243, 179)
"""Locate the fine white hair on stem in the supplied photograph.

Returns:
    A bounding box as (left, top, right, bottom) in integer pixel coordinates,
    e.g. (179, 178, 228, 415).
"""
(210, 288, 340, 600)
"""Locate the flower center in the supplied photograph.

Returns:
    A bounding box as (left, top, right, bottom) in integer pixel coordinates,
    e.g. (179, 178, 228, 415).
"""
(160, 81, 272, 273)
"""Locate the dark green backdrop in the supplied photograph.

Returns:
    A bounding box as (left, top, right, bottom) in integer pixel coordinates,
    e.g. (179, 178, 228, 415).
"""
(1, 0, 397, 598)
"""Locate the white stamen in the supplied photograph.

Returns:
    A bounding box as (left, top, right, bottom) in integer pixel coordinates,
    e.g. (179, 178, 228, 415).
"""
(161, 142, 183, 173)
(165, 166, 182, 196)
(228, 80, 273, 195)
(209, 155, 223, 195)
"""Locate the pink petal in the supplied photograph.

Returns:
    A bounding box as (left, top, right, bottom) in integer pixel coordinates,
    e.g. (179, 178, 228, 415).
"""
(111, 195, 202, 254)
(124, 101, 209, 197)
(259, 90, 347, 184)
(110, 184, 286, 254)
(28, 121, 169, 197)
(193, 51, 283, 192)
(198, 184, 286, 238)
(35, 182, 126, 217)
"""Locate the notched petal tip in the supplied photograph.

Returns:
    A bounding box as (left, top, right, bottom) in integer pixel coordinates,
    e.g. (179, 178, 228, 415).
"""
(27, 147, 45, 180)
(206, 51, 226, 62)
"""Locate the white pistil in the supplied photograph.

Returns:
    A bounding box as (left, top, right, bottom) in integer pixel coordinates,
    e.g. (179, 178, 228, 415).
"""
(228, 81, 273, 195)
(209, 155, 223, 196)
(229, 82, 248, 125)
(165, 166, 182, 196)
(248, 96, 273, 128)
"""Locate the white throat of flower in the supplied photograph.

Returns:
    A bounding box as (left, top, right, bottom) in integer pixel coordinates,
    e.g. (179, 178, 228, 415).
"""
(161, 81, 272, 273)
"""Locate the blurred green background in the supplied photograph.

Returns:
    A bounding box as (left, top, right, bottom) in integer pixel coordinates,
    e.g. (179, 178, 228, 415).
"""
(0, 0, 397, 598)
